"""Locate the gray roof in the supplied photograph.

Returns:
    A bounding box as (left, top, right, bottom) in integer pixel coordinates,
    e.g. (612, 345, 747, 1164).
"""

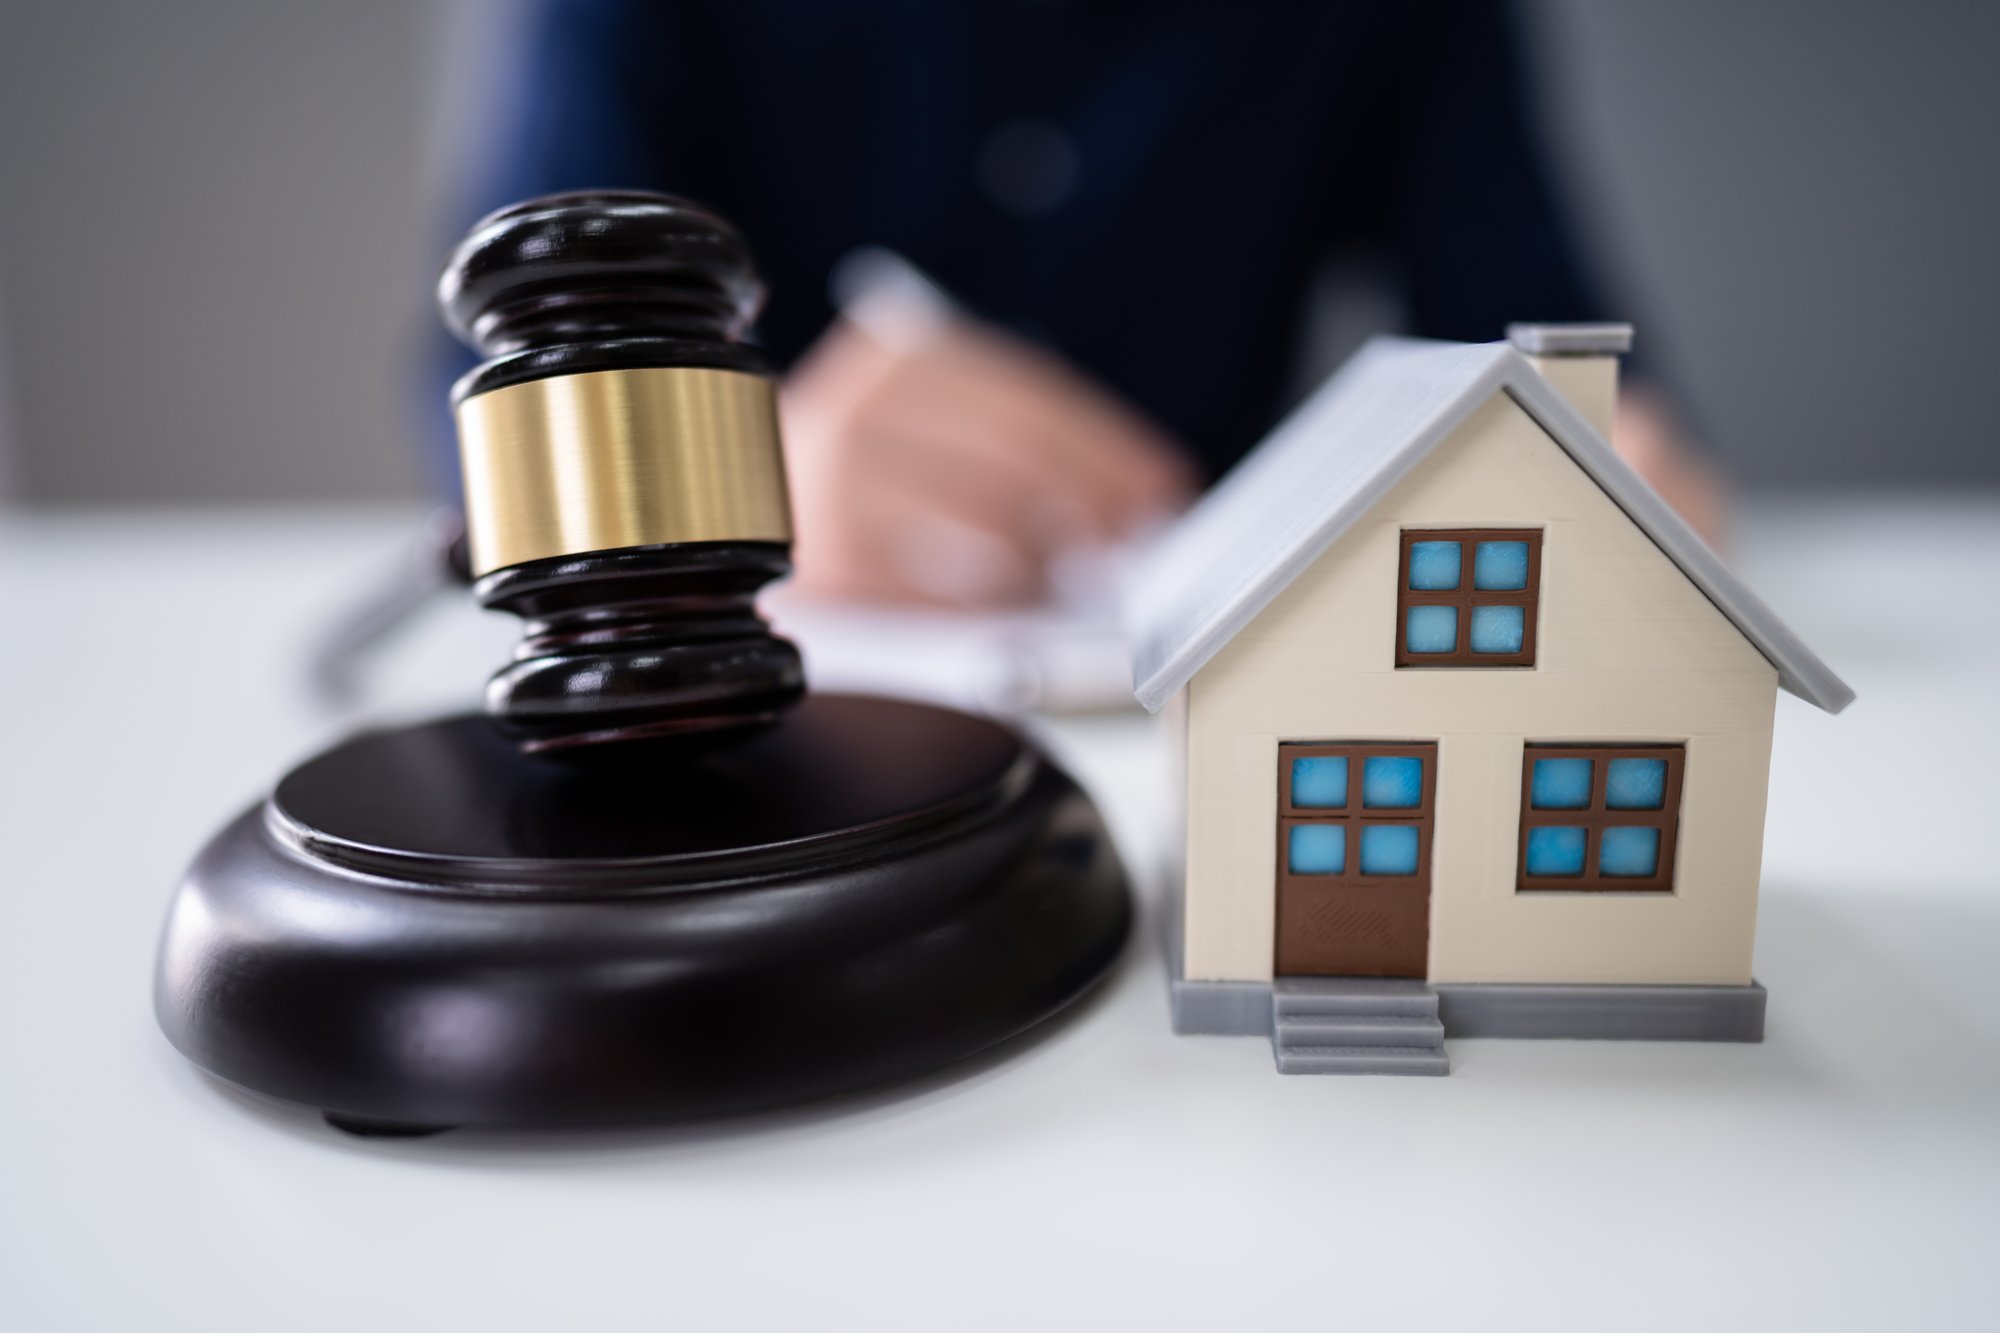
(1127, 336, 1854, 715)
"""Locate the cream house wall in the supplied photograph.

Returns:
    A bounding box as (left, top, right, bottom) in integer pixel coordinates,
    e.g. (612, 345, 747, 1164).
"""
(1181, 392, 1779, 986)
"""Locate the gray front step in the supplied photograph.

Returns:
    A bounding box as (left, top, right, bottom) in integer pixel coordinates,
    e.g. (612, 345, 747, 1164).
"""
(1276, 1046, 1451, 1076)
(1275, 1013, 1445, 1048)
(1273, 978, 1438, 1019)
(1271, 978, 1449, 1075)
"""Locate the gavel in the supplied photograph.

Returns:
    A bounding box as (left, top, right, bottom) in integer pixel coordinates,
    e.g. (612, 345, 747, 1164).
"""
(154, 189, 1130, 1133)
(440, 190, 805, 752)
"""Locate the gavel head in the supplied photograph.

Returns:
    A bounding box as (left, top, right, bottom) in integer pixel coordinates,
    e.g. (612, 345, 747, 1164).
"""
(439, 191, 805, 755)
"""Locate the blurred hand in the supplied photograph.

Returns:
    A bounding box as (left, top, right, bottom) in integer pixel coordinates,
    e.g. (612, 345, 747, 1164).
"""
(781, 313, 1198, 606)
(1614, 385, 1729, 548)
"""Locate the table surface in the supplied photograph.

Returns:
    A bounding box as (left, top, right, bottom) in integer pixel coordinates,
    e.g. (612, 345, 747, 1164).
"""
(4, 497, 1997, 1331)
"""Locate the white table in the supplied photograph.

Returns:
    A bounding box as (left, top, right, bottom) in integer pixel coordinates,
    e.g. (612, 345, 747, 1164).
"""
(4, 498, 1997, 1331)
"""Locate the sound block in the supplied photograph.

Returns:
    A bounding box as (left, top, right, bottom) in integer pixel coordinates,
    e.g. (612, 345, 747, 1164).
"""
(155, 695, 1130, 1131)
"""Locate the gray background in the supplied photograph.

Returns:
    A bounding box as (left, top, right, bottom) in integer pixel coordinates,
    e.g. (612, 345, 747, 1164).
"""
(0, 0, 1994, 504)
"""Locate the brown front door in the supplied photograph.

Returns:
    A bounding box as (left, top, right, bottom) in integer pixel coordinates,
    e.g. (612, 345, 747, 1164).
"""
(1275, 742, 1436, 977)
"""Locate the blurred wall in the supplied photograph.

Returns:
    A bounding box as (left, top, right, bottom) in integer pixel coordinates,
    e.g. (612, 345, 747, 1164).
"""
(0, 0, 1994, 503)
(0, 0, 445, 504)
(1524, 0, 2000, 489)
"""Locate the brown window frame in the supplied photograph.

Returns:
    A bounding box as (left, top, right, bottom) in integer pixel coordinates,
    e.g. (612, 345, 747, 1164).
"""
(1276, 742, 1438, 891)
(1395, 528, 1543, 668)
(1516, 744, 1685, 893)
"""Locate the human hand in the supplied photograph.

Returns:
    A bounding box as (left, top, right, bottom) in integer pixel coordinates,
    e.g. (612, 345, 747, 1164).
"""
(780, 312, 1197, 606)
(1614, 385, 1729, 548)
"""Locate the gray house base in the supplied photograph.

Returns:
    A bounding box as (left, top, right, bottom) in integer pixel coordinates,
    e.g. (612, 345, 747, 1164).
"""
(1170, 962, 1765, 1075)
(1172, 977, 1278, 1036)
(1435, 980, 1766, 1042)
(1161, 883, 1764, 1074)
(1171, 971, 1765, 1040)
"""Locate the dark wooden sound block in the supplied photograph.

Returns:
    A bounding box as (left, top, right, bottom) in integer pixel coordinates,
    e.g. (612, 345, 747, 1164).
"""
(155, 695, 1130, 1133)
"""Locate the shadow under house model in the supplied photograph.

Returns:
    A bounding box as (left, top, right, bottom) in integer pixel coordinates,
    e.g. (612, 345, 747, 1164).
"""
(1126, 324, 1854, 1076)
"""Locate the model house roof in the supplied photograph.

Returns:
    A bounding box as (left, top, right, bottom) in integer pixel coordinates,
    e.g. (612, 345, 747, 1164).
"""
(1127, 336, 1854, 715)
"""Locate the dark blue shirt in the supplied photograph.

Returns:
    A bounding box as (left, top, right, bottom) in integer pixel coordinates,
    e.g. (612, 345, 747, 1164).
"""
(440, 0, 1612, 482)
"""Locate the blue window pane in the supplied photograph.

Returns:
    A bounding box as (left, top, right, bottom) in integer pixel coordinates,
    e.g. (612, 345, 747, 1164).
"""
(1290, 757, 1348, 808)
(1359, 825, 1420, 876)
(1288, 824, 1345, 875)
(1405, 606, 1458, 654)
(1408, 540, 1462, 590)
(1470, 605, 1525, 654)
(1606, 758, 1668, 810)
(1474, 541, 1530, 590)
(1530, 758, 1595, 809)
(1525, 826, 1587, 877)
(1599, 826, 1662, 877)
(1362, 756, 1424, 808)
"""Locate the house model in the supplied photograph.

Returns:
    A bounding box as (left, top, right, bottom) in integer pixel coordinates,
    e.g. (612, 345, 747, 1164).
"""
(1128, 324, 1852, 1075)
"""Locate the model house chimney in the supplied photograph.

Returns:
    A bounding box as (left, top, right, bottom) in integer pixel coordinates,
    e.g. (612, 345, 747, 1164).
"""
(1506, 322, 1632, 441)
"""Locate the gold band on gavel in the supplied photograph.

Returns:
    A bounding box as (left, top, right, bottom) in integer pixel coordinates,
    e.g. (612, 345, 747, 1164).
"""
(455, 366, 793, 577)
